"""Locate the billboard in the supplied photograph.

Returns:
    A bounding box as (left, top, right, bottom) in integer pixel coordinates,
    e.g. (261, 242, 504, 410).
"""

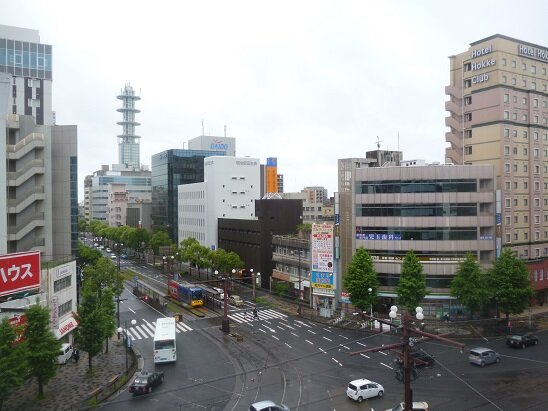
(311, 223, 334, 289)
(0, 251, 41, 298)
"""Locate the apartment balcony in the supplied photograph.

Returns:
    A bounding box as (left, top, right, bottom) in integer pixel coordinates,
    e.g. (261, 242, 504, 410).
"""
(6, 132, 45, 160)
(445, 131, 461, 149)
(7, 187, 46, 213)
(445, 85, 460, 97)
(6, 159, 45, 187)
(445, 115, 462, 131)
(6, 113, 19, 129)
(445, 147, 462, 165)
(445, 99, 461, 114)
(7, 212, 46, 241)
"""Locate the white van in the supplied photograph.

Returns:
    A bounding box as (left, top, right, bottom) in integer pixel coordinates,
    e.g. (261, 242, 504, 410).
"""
(57, 343, 73, 364)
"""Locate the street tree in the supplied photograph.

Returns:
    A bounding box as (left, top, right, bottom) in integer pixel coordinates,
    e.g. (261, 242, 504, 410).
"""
(343, 247, 379, 313)
(24, 304, 61, 397)
(150, 231, 173, 262)
(396, 250, 427, 313)
(0, 318, 27, 410)
(488, 248, 533, 321)
(76, 285, 105, 370)
(180, 237, 200, 276)
(450, 253, 490, 316)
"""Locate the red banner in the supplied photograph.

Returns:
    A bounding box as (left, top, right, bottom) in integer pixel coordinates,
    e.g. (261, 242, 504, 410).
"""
(0, 251, 41, 298)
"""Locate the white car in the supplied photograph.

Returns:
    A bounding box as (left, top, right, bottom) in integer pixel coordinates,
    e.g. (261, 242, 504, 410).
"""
(213, 287, 224, 300)
(346, 378, 384, 403)
(110, 253, 117, 259)
(106, 247, 112, 253)
(229, 295, 244, 307)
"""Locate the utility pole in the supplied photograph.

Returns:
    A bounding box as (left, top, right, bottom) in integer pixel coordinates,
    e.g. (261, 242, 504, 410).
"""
(350, 308, 464, 411)
(221, 274, 230, 333)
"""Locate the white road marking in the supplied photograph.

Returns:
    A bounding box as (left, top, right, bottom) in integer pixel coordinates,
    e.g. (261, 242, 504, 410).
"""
(305, 339, 314, 345)
(128, 307, 136, 314)
(360, 353, 370, 359)
(285, 342, 293, 349)
(323, 336, 333, 342)
(332, 358, 343, 367)
(380, 362, 393, 369)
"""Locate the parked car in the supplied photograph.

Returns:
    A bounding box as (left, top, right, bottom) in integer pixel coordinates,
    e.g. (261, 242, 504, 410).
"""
(229, 295, 244, 307)
(249, 400, 290, 411)
(506, 333, 539, 349)
(56, 343, 74, 365)
(386, 401, 429, 411)
(213, 287, 224, 300)
(110, 253, 117, 259)
(394, 350, 435, 367)
(105, 247, 112, 253)
(468, 347, 500, 366)
(129, 371, 164, 395)
(346, 378, 384, 402)
(120, 253, 128, 259)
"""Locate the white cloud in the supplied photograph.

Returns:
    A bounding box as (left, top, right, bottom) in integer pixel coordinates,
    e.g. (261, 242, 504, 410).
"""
(3, 0, 548, 199)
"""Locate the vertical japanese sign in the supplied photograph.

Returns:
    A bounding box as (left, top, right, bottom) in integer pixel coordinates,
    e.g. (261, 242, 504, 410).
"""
(51, 295, 59, 328)
(311, 223, 334, 289)
(0, 251, 41, 298)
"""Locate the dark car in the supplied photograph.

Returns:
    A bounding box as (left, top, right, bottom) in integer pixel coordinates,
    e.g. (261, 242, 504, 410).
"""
(129, 371, 164, 395)
(506, 334, 539, 349)
(394, 350, 435, 367)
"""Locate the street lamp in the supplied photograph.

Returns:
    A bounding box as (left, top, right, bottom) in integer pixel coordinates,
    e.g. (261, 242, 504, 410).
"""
(117, 319, 136, 373)
(115, 242, 124, 272)
(215, 269, 232, 334)
(368, 287, 373, 329)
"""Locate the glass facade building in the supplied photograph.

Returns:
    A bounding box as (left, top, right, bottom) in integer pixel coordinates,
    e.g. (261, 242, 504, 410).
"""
(151, 149, 225, 243)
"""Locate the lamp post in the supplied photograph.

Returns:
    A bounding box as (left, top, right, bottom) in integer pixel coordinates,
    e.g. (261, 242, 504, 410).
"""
(368, 287, 373, 329)
(117, 319, 136, 373)
(291, 247, 303, 316)
(115, 242, 123, 272)
(215, 269, 232, 334)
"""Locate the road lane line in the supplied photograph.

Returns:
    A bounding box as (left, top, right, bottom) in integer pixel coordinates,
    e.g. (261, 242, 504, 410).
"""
(319, 348, 327, 354)
(360, 353, 370, 359)
(285, 342, 293, 349)
(380, 362, 393, 369)
(332, 358, 343, 367)
(271, 335, 279, 341)
(338, 334, 349, 339)
(307, 329, 317, 335)
(323, 336, 333, 342)
(356, 342, 367, 347)
(305, 339, 314, 345)
(291, 332, 299, 337)
(128, 307, 136, 314)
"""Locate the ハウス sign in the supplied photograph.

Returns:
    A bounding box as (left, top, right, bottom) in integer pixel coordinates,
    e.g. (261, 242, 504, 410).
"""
(0, 251, 41, 297)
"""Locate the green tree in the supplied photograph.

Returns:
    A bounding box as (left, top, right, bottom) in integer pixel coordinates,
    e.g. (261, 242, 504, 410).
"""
(343, 247, 379, 313)
(488, 248, 533, 321)
(180, 237, 200, 276)
(396, 250, 427, 313)
(76, 285, 105, 370)
(0, 318, 27, 410)
(24, 304, 61, 397)
(450, 253, 490, 316)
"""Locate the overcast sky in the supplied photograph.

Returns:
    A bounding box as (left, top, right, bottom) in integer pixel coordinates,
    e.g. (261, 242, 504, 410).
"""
(3, 0, 548, 201)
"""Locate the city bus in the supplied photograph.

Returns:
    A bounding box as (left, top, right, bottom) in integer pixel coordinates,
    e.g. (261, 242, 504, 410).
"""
(153, 317, 177, 363)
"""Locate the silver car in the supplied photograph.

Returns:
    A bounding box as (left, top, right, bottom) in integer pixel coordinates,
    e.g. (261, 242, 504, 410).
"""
(468, 347, 500, 366)
(249, 400, 289, 411)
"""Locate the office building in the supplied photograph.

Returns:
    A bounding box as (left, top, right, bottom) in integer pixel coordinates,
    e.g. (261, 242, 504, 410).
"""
(178, 156, 260, 249)
(338, 159, 496, 313)
(152, 149, 225, 243)
(1, 25, 77, 260)
(446, 34, 548, 303)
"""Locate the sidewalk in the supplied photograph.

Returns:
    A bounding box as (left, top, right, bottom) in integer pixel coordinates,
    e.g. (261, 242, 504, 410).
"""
(4, 337, 129, 411)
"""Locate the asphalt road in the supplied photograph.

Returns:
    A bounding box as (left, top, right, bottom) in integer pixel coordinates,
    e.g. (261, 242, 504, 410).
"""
(95, 256, 548, 411)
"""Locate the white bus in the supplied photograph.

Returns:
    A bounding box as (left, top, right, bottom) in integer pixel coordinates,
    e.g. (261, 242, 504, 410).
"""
(153, 317, 177, 363)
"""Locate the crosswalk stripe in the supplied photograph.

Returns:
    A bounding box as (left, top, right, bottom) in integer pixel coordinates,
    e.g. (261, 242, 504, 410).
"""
(177, 322, 193, 332)
(135, 325, 154, 338)
(127, 329, 142, 340)
(229, 308, 287, 324)
(140, 323, 156, 336)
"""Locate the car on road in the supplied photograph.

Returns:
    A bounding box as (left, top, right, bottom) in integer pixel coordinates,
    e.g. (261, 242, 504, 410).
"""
(110, 253, 117, 259)
(249, 400, 290, 411)
(229, 295, 244, 307)
(506, 333, 539, 348)
(129, 371, 164, 395)
(346, 378, 384, 402)
(120, 253, 128, 259)
(213, 287, 224, 300)
(394, 350, 435, 367)
(386, 401, 429, 411)
(105, 247, 112, 253)
(468, 347, 500, 366)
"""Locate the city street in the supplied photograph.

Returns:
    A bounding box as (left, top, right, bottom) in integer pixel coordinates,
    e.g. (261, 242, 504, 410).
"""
(99, 276, 548, 410)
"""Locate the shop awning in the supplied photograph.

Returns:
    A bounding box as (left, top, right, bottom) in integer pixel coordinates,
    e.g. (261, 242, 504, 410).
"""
(54, 315, 78, 339)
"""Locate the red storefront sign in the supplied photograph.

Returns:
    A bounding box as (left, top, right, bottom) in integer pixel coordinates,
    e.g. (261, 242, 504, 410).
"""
(8, 314, 27, 344)
(0, 251, 41, 298)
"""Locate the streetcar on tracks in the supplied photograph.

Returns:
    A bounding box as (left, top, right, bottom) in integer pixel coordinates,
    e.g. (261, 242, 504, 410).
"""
(168, 280, 203, 307)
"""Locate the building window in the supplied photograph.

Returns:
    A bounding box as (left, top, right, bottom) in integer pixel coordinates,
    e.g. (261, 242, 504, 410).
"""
(54, 276, 72, 292)
(523, 80, 527, 88)
(524, 215, 528, 224)
(505, 180, 511, 190)
(465, 129, 472, 138)
(524, 148, 528, 156)
(534, 98, 539, 108)
(58, 300, 72, 317)
(524, 181, 528, 190)
(524, 198, 528, 206)
(504, 163, 510, 173)
(505, 198, 511, 208)
(534, 115, 539, 124)
(504, 93, 509, 103)
(523, 131, 528, 138)
(465, 96, 472, 105)
(531, 82, 536, 90)
(535, 182, 540, 191)
(534, 132, 539, 141)
(505, 215, 511, 225)
(513, 130, 518, 138)
(512, 77, 517, 85)
(502, 75, 507, 83)
(535, 215, 540, 224)
(512, 60, 516, 68)
(514, 232, 518, 241)
(465, 113, 472, 121)
(514, 215, 519, 223)
(505, 233, 511, 243)
(464, 145, 472, 155)
(504, 111, 509, 120)
(531, 65, 536, 74)
(524, 232, 529, 240)
(512, 112, 517, 120)
(534, 148, 540, 158)
(522, 114, 527, 121)
(514, 198, 518, 207)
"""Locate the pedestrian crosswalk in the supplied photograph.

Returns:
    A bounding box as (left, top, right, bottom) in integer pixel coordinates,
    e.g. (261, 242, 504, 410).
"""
(229, 308, 287, 324)
(126, 320, 193, 341)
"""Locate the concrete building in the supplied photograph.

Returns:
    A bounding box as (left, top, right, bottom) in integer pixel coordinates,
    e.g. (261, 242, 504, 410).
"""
(446, 34, 548, 303)
(282, 191, 331, 223)
(218, 198, 303, 288)
(178, 156, 260, 249)
(152, 149, 225, 243)
(337, 160, 496, 314)
(106, 182, 128, 227)
(187, 135, 236, 156)
(1, 25, 77, 260)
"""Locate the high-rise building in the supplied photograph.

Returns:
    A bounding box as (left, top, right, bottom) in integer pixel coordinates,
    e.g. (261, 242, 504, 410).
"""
(178, 156, 260, 249)
(117, 84, 141, 168)
(152, 149, 225, 243)
(445, 35, 548, 301)
(1, 25, 77, 260)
